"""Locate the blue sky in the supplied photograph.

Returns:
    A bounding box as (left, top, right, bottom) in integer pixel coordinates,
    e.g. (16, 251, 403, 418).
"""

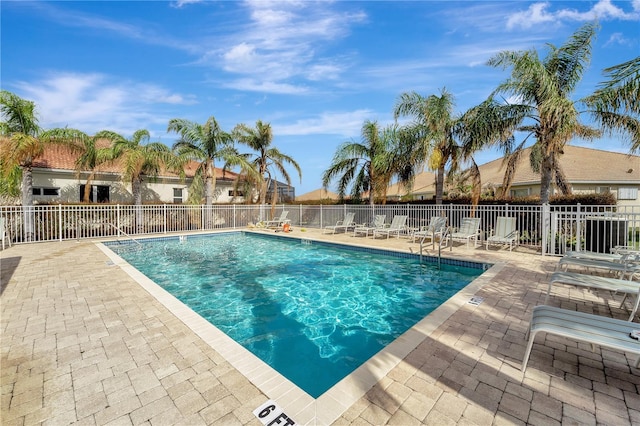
(2, 1, 639, 196)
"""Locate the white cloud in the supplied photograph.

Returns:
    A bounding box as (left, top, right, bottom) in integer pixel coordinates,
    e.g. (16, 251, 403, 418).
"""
(507, 0, 640, 30)
(171, 0, 204, 9)
(273, 109, 376, 137)
(605, 32, 632, 46)
(199, 1, 366, 94)
(13, 72, 196, 136)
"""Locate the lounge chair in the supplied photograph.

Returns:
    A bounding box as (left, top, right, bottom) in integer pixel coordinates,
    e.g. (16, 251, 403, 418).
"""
(323, 212, 356, 234)
(373, 215, 408, 239)
(263, 211, 289, 228)
(547, 271, 640, 320)
(1, 217, 11, 250)
(446, 217, 481, 248)
(522, 305, 640, 373)
(412, 216, 447, 248)
(353, 215, 386, 237)
(485, 216, 519, 251)
(557, 253, 640, 280)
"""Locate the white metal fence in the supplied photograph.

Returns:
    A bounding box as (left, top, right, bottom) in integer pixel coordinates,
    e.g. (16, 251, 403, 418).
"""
(1, 203, 638, 255)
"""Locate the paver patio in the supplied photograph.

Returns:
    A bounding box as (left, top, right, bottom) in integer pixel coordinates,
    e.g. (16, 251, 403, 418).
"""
(1, 228, 639, 425)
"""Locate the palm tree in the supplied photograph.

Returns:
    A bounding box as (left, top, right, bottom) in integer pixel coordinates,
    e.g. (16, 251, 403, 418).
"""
(168, 116, 243, 205)
(232, 120, 302, 211)
(393, 88, 460, 205)
(485, 22, 603, 203)
(322, 120, 408, 205)
(103, 129, 183, 233)
(583, 56, 640, 154)
(0, 91, 85, 239)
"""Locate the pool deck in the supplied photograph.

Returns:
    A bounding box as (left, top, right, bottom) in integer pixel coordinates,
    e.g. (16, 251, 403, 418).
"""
(2, 228, 639, 425)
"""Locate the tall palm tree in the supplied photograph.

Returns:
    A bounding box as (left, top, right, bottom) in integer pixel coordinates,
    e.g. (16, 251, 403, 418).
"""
(393, 88, 459, 205)
(485, 22, 603, 203)
(583, 56, 640, 154)
(0, 91, 85, 239)
(168, 116, 244, 205)
(103, 129, 183, 233)
(105, 130, 181, 206)
(322, 120, 407, 205)
(232, 120, 302, 208)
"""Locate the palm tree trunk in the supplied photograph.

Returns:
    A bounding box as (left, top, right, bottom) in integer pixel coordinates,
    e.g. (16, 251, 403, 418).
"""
(539, 155, 554, 204)
(83, 171, 96, 202)
(21, 164, 35, 241)
(435, 165, 445, 205)
(132, 177, 143, 234)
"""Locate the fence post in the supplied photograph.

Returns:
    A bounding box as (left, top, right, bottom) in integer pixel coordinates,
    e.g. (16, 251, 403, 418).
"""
(117, 205, 121, 232)
(320, 204, 323, 229)
(58, 204, 62, 242)
(541, 203, 550, 256)
(233, 204, 236, 229)
(163, 204, 167, 234)
(575, 203, 582, 252)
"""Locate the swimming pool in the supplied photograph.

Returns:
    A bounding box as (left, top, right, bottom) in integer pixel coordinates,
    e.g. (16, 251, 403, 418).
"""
(105, 232, 485, 398)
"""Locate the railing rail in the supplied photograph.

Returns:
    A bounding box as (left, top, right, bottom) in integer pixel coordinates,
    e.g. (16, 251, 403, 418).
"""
(1, 203, 638, 256)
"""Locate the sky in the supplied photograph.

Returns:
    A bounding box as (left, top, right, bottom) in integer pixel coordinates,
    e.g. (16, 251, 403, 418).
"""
(2, 1, 639, 197)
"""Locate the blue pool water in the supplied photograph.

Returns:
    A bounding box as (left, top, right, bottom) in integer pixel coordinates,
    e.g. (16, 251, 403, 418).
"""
(106, 232, 484, 397)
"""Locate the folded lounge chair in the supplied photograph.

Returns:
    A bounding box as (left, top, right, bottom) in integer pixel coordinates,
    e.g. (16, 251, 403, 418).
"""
(485, 216, 518, 251)
(323, 212, 356, 234)
(353, 214, 386, 237)
(263, 211, 289, 228)
(373, 215, 408, 239)
(446, 217, 481, 248)
(412, 216, 447, 248)
(522, 305, 640, 373)
(547, 271, 640, 320)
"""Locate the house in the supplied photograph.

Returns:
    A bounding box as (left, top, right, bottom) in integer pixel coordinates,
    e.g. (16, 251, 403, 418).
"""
(478, 146, 640, 206)
(26, 143, 245, 204)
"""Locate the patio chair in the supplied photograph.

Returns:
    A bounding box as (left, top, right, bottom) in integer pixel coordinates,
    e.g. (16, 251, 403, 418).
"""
(373, 215, 408, 239)
(353, 214, 387, 237)
(323, 212, 356, 234)
(522, 305, 640, 373)
(547, 271, 640, 320)
(263, 211, 289, 228)
(412, 216, 448, 248)
(1, 217, 11, 250)
(446, 217, 481, 248)
(485, 216, 519, 251)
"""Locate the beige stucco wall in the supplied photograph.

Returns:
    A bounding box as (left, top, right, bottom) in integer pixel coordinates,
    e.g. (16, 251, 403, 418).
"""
(31, 169, 244, 204)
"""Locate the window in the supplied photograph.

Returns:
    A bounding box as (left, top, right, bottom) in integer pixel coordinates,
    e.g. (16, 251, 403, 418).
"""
(173, 188, 183, 204)
(228, 190, 244, 197)
(510, 188, 530, 198)
(596, 186, 611, 194)
(32, 187, 60, 196)
(618, 187, 638, 200)
(79, 185, 110, 203)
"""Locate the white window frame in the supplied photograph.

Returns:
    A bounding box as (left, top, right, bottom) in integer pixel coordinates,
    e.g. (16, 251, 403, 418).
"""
(618, 187, 638, 200)
(173, 188, 183, 204)
(33, 187, 60, 196)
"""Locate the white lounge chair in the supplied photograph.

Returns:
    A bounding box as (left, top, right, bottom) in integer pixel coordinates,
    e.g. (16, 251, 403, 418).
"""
(522, 305, 640, 373)
(263, 211, 290, 228)
(353, 214, 386, 237)
(323, 212, 356, 234)
(557, 253, 640, 280)
(485, 216, 518, 251)
(373, 215, 408, 239)
(412, 216, 447, 248)
(1, 217, 11, 250)
(547, 271, 640, 320)
(446, 217, 481, 248)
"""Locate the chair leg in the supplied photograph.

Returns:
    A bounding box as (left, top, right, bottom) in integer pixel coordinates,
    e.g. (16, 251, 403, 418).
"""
(521, 330, 537, 372)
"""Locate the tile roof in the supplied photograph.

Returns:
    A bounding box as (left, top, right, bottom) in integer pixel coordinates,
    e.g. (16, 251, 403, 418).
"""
(478, 145, 640, 186)
(31, 141, 238, 180)
(296, 188, 339, 201)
